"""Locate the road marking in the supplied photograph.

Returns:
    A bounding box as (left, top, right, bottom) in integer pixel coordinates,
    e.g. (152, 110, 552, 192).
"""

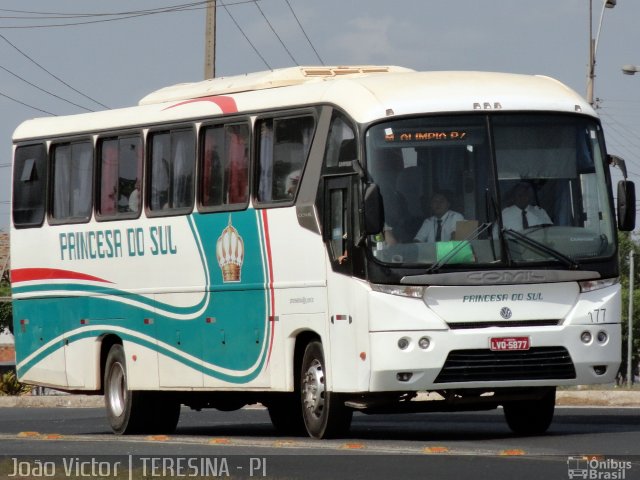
(145, 435, 170, 441)
(208, 438, 231, 445)
(424, 446, 449, 454)
(342, 443, 365, 450)
(500, 449, 526, 456)
(0, 433, 565, 458)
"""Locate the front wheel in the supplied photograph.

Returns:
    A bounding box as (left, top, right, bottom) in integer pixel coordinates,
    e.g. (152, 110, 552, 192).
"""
(300, 341, 352, 439)
(503, 388, 556, 435)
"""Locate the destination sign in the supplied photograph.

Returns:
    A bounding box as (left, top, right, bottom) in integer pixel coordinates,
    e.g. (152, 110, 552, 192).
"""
(384, 129, 468, 142)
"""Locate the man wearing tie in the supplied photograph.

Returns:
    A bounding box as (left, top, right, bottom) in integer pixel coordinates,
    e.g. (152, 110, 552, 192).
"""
(501, 182, 552, 231)
(414, 191, 464, 243)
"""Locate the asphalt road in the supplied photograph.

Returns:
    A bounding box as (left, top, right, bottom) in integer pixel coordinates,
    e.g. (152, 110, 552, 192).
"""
(0, 406, 638, 479)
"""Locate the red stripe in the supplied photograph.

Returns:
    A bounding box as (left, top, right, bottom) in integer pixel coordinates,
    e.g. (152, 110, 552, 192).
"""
(11, 268, 112, 284)
(163, 95, 238, 114)
(261, 210, 276, 364)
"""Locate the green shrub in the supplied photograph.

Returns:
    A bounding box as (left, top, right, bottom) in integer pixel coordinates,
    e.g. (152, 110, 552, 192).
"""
(0, 370, 31, 396)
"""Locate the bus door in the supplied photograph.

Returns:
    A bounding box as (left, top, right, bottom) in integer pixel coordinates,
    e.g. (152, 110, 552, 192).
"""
(324, 174, 363, 391)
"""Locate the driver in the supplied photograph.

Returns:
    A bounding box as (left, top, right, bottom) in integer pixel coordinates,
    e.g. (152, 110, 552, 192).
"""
(502, 182, 552, 231)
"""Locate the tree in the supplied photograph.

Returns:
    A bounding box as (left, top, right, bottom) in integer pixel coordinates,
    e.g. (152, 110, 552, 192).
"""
(0, 280, 11, 334)
(617, 232, 640, 382)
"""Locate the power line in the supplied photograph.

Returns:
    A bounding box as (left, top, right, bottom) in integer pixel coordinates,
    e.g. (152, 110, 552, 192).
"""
(283, 0, 323, 65)
(0, 33, 109, 109)
(220, 1, 272, 70)
(0, 2, 211, 18)
(253, 0, 298, 65)
(0, 90, 56, 116)
(0, 3, 209, 28)
(0, 1, 257, 28)
(0, 65, 94, 112)
(0, 1, 228, 17)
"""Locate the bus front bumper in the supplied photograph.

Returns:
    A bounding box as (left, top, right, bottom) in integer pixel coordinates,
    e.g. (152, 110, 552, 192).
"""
(367, 323, 621, 392)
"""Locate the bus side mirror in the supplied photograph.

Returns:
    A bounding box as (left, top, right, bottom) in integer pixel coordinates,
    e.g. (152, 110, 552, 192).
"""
(364, 183, 384, 235)
(617, 180, 636, 231)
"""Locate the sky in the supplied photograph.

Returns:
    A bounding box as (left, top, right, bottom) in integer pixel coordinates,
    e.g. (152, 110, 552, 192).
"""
(1, 0, 640, 232)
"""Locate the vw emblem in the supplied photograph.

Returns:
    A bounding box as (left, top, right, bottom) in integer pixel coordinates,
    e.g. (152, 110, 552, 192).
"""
(500, 307, 512, 319)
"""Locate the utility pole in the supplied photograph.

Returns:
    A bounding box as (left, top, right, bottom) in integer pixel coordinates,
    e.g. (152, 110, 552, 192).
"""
(629, 250, 635, 387)
(204, 0, 216, 79)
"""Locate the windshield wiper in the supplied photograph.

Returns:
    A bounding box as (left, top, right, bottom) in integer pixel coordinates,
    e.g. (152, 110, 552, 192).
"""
(426, 221, 493, 274)
(502, 228, 580, 270)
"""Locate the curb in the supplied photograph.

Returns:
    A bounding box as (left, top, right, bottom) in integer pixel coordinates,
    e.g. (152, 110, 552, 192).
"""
(556, 390, 640, 407)
(0, 391, 638, 408)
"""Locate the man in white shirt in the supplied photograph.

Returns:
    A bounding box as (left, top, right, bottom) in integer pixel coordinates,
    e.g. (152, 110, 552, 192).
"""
(501, 182, 552, 231)
(414, 192, 464, 242)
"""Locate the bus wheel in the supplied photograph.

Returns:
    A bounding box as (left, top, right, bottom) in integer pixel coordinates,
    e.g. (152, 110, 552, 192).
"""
(104, 344, 180, 435)
(266, 393, 306, 436)
(300, 341, 352, 439)
(503, 388, 556, 435)
(145, 393, 181, 434)
(104, 344, 147, 434)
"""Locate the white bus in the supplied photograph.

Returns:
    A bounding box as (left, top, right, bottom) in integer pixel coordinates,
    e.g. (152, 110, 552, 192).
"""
(10, 66, 635, 439)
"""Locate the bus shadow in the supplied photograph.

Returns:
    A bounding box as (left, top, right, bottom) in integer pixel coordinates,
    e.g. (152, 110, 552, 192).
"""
(173, 409, 640, 443)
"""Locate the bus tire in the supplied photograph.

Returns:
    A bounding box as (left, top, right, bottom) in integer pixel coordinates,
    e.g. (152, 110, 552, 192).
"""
(503, 387, 556, 436)
(266, 393, 306, 436)
(300, 341, 352, 439)
(144, 393, 181, 434)
(104, 344, 149, 435)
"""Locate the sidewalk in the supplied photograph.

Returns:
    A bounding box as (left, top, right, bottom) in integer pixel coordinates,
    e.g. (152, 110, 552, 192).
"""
(556, 390, 640, 407)
(0, 390, 638, 408)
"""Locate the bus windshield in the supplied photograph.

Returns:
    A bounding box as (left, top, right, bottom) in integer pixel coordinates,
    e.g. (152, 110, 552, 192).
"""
(365, 114, 616, 268)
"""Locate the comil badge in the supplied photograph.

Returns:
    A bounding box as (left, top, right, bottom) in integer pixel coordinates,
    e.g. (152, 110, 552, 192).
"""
(216, 216, 244, 282)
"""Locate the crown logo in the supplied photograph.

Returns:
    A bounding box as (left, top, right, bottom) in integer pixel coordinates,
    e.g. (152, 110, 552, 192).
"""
(216, 216, 244, 282)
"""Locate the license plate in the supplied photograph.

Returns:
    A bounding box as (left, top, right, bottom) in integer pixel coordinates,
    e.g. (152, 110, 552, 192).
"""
(490, 337, 530, 351)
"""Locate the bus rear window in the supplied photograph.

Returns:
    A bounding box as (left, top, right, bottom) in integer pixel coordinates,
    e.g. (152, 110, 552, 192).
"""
(13, 144, 47, 228)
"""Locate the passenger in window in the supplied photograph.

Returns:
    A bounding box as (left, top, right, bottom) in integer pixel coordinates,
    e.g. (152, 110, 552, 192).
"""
(414, 191, 464, 243)
(501, 182, 552, 231)
(128, 181, 140, 212)
(285, 169, 301, 197)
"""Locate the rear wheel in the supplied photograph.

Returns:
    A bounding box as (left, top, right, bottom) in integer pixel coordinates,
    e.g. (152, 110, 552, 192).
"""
(300, 341, 352, 439)
(104, 344, 180, 434)
(266, 393, 306, 436)
(503, 388, 556, 435)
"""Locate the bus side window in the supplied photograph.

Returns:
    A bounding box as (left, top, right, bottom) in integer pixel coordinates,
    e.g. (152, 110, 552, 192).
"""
(330, 189, 348, 263)
(97, 135, 143, 219)
(13, 143, 47, 228)
(323, 111, 356, 170)
(256, 114, 315, 204)
(200, 123, 249, 210)
(325, 176, 352, 270)
(148, 128, 195, 215)
(50, 140, 93, 223)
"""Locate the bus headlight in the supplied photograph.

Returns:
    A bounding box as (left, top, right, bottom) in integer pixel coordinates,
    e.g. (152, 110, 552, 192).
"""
(418, 337, 431, 350)
(371, 284, 426, 298)
(579, 277, 618, 293)
(580, 331, 592, 344)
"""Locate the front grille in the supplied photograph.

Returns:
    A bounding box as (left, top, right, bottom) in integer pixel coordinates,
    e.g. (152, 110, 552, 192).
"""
(447, 320, 561, 330)
(434, 347, 576, 383)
